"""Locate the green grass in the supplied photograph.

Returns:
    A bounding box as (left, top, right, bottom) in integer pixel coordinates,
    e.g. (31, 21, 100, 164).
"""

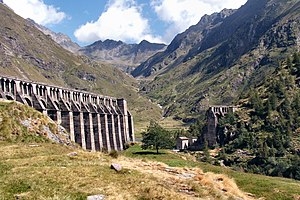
(1, 141, 212, 200)
(123, 145, 300, 200)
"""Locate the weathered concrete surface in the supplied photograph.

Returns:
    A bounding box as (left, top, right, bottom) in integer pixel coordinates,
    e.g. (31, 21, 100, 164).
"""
(0, 75, 135, 151)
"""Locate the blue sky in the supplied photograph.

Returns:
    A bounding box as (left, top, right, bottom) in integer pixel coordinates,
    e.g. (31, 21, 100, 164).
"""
(3, 0, 247, 46)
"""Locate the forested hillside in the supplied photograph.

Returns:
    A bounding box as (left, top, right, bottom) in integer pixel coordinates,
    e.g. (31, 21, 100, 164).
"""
(213, 53, 300, 180)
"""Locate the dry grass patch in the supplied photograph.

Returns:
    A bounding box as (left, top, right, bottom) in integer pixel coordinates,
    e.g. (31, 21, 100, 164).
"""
(115, 156, 256, 200)
(1, 142, 243, 200)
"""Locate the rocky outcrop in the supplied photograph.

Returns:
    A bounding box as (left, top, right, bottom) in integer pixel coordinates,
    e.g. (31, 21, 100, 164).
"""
(27, 19, 80, 53)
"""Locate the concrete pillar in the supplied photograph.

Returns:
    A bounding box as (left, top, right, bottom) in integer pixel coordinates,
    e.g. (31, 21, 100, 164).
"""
(97, 114, 103, 150)
(89, 113, 96, 152)
(116, 115, 123, 150)
(57, 110, 62, 125)
(15, 80, 21, 93)
(110, 114, 117, 151)
(32, 83, 37, 95)
(117, 99, 130, 142)
(104, 114, 111, 152)
(80, 112, 86, 150)
(129, 114, 135, 141)
(69, 111, 75, 142)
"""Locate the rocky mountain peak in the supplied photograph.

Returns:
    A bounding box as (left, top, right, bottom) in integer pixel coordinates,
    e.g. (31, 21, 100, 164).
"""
(26, 18, 80, 53)
(137, 40, 166, 52)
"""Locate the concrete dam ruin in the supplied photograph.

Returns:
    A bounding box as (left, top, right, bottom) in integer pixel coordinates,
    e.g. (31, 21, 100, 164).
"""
(204, 106, 238, 146)
(0, 75, 135, 151)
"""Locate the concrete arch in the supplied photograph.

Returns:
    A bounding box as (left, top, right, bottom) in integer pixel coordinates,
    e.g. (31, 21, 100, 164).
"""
(40, 99, 47, 109)
(54, 101, 59, 110)
(10, 80, 15, 95)
(5, 79, 10, 93)
(24, 97, 32, 107)
(0, 78, 5, 92)
(66, 102, 71, 110)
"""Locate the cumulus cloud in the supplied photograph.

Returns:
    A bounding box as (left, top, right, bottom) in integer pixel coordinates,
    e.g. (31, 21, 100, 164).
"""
(3, 0, 67, 25)
(75, 0, 163, 44)
(151, 0, 247, 42)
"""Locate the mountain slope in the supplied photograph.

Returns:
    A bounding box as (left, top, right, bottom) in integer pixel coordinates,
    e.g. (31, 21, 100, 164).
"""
(0, 3, 162, 130)
(28, 19, 80, 53)
(132, 8, 236, 78)
(80, 39, 166, 73)
(133, 0, 300, 120)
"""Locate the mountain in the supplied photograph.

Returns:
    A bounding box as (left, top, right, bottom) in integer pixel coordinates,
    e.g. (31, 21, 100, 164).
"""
(0, 3, 162, 130)
(79, 39, 166, 73)
(133, 0, 300, 121)
(132, 8, 236, 78)
(27, 19, 80, 53)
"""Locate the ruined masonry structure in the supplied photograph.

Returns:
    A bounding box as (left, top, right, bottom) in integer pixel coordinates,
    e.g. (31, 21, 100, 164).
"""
(204, 106, 237, 146)
(0, 75, 134, 151)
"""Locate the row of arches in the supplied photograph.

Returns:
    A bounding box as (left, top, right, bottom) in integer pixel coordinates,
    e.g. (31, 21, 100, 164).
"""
(0, 76, 118, 108)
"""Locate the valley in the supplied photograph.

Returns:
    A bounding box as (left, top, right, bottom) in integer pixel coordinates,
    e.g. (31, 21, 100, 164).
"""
(0, 0, 300, 199)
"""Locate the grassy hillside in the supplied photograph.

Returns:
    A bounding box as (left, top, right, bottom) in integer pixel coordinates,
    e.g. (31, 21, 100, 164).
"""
(0, 141, 259, 200)
(0, 100, 72, 145)
(124, 145, 300, 200)
(0, 4, 162, 132)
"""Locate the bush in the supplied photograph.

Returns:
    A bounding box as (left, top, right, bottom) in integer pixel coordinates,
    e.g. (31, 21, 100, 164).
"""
(109, 150, 119, 158)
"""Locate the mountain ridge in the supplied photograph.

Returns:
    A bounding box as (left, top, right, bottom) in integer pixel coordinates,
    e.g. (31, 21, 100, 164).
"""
(132, 0, 300, 121)
(79, 39, 166, 73)
(27, 18, 81, 53)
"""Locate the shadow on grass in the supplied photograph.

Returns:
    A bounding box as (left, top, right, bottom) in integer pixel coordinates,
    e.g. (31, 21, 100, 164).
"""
(133, 151, 166, 155)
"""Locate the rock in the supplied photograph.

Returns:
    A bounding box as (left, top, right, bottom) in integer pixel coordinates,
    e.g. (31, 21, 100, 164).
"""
(28, 144, 39, 147)
(87, 194, 105, 200)
(111, 163, 122, 172)
(67, 152, 78, 157)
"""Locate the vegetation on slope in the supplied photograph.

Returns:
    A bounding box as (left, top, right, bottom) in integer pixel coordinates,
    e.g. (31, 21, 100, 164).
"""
(202, 53, 300, 180)
(0, 100, 71, 145)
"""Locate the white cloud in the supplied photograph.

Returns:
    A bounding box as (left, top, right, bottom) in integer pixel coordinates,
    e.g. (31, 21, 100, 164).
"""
(74, 0, 163, 44)
(151, 0, 247, 43)
(3, 0, 67, 25)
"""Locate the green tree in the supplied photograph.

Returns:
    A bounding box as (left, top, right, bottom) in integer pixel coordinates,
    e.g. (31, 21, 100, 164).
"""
(202, 140, 211, 163)
(249, 91, 264, 116)
(141, 121, 174, 154)
(188, 120, 205, 137)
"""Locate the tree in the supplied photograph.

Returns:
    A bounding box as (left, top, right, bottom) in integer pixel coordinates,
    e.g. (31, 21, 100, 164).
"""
(141, 121, 174, 154)
(188, 120, 205, 137)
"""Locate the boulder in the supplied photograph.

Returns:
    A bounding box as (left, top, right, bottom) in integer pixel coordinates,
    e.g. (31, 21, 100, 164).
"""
(67, 152, 78, 157)
(87, 194, 105, 200)
(111, 163, 122, 172)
